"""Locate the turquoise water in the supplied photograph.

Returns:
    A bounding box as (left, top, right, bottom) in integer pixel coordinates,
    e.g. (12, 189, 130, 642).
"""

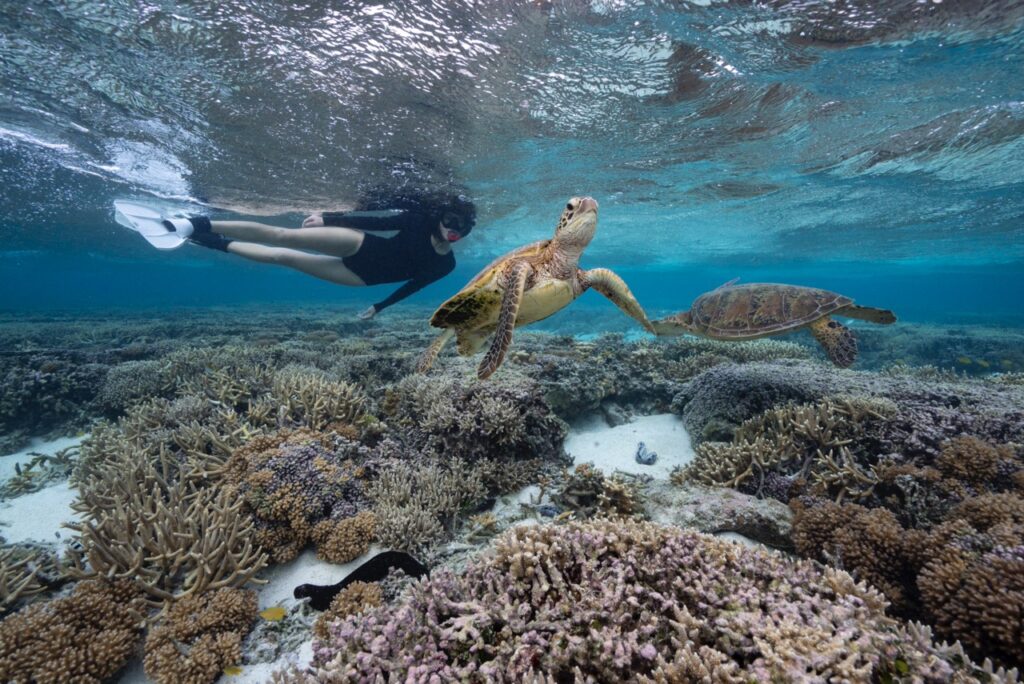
(2, 1, 1023, 323)
(4, 4, 1024, 681)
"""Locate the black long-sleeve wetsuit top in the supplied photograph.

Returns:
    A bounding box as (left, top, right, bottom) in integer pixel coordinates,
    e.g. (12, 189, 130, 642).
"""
(322, 210, 456, 312)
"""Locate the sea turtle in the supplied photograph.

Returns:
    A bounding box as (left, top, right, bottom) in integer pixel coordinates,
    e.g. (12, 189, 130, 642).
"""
(417, 196, 655, 379)
(650, 280, 896, 367)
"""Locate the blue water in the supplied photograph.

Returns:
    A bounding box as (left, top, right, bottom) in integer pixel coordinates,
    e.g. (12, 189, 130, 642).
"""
(2, 1, 1023, 319)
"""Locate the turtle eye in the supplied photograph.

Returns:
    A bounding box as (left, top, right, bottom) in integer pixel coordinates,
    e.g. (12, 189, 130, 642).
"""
(566, 202, 573, 211)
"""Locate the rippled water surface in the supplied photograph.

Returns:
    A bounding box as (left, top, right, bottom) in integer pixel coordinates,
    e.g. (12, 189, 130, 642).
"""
(1, 1, 1023, 313)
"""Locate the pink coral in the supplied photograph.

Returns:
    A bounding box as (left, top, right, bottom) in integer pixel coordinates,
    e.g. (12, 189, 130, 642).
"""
(285, 520, 1006, 682)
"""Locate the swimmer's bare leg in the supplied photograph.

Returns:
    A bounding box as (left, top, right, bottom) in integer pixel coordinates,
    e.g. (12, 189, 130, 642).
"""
(226, 243, 366, 286)
(211, 221, 365, 258)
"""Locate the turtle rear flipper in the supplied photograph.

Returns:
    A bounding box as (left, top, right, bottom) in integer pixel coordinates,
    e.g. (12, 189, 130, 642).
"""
(416, 329, 454, 374)
(840, 305, 896, 325)
(479, 263, 529, 379)
(810, 316, 857, 367)
(583, 268, 655, 333)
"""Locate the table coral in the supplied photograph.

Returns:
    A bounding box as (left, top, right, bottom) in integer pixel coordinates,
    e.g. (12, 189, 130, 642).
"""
(283, 520, 1012, 682)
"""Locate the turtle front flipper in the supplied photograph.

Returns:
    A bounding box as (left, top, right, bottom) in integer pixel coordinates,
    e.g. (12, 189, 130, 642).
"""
(582, 268, 655, 333)
(479, 262, 530, 380)
(416, 329, 455, 374)
(810, 316, 857, 367)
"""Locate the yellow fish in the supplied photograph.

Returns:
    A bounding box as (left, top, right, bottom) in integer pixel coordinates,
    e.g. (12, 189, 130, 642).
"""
(260, 606, 287, 621)
(223, 666, 243, 676)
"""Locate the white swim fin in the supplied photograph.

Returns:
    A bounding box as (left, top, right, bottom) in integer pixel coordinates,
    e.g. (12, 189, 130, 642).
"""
(114, 200, 192, 249)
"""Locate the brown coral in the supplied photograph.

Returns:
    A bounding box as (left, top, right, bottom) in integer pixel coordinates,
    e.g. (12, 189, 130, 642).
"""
(0, 579, 144, 683)
(791, 500, 921, 612)
(312, 581, 382, 641)
(936, 435, 1011, 486)
(311, 512, 377, 564)
(143, 587, 258, 684)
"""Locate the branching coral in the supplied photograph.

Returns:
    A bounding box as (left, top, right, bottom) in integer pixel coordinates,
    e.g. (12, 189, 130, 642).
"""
(221, 429, 376, 563)
(384, 374, 568, 465)
(143, 587, 258, 684)
(676, 398, 890, 501)
(792, 487, 1024, 669)
(368, 458, 487, 553)
(66, 451, 268, 604)
(312, 581, 382, 641)
(0, 545, 61, 615)
(554, 463, 644, 519)
(271, 369, 365, 430)
(284, 520, 1009, 682)
(0, 579, 145, 683)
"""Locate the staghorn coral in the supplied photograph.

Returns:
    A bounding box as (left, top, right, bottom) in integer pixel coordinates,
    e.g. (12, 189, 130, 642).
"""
(312, 581, 382, 641)
(0, 545, 61, 615)
(283, 520, 1011, 682)
(0, 579, 145, 683)
(676, 398, 890, 502)
(271, 368, 365, 430)
(937, 435, 1017, 489)
(143, 587, 258, 684)
(66, 450, 268, 604)
(553, 462, 644, 519)
(368, 458, 487, 553)
(384, 373, 568, 465)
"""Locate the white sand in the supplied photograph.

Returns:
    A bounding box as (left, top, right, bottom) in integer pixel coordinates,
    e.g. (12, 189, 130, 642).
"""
(0, 480, 79, 544)
(564, 413, 695, 480)
(0, 435, 84, 481)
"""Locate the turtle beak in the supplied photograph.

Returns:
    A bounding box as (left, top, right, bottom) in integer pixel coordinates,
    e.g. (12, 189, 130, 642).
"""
(579, 197, 598, 213)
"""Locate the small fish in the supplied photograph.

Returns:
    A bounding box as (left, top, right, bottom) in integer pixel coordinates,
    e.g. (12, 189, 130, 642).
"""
(223, 666, 243, 676)
(259, 606, 287, 621)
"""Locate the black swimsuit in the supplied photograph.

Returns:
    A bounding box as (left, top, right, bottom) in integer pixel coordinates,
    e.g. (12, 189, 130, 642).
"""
(321, 210, 455, 312)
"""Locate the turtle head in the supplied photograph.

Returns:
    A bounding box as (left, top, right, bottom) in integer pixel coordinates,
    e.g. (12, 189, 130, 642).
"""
(553, 196, 598, 250)
(650, 310, 694, 337)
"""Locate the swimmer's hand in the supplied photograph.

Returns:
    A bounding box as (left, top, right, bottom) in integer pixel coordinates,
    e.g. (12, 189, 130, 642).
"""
(302, 213, 324, 227)
(358, 305, 377, 320)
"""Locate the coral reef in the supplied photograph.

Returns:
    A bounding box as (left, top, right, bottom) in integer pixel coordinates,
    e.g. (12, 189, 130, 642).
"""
(66, 447, 268, 603)
(286, 520, 1010, 682)
(384, 373, 568, 464)
(675, 398, 893, 502)
(0, 544, 62, 615)
(222, 429, 377, 563)
(311, 581, 382, 641)
(0, 579, 145, 683)
(553, 463, 644, 519)
(143, 587, 258, 684)
(368, 458, 488, 553)
(792, 484, 1024, 668)
(673, 360, 1024, 449)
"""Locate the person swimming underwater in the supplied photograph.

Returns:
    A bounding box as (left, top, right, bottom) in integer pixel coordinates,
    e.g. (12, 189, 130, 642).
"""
(114, 193, 476, 319)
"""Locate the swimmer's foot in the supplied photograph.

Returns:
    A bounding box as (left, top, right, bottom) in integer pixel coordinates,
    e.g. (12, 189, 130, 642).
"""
(165, 215, 232, 252)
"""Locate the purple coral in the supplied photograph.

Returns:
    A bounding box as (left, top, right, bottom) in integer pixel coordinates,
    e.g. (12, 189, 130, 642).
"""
(292, 520, 998, 682)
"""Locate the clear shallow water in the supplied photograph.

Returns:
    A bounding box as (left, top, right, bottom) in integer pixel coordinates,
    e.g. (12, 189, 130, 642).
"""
(1, 0, 1023, 318)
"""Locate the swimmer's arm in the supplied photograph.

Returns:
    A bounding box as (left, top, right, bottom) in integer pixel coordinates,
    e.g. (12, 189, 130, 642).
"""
(373, 259, 455, 313)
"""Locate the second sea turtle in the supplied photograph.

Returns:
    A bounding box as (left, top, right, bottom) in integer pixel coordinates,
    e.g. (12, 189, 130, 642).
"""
(650, 280, 895, 367)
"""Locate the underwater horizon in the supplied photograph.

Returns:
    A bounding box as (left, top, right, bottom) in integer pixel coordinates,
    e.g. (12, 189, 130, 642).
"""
(2, 2, 1024, 683)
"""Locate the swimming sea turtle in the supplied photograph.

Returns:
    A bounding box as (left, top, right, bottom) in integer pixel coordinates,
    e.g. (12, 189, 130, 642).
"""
(650, 280, 896, 367)
(417, 196, 655, 379)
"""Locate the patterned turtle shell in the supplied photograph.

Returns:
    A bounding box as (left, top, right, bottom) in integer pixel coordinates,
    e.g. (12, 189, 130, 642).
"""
(691, 282, 853, 339)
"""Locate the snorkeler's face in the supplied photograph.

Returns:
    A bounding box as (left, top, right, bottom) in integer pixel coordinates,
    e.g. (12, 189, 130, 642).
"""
(440, 212, 465, 242)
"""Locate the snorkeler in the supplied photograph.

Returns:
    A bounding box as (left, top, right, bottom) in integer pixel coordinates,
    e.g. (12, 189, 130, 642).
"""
(114, 195, 475, 319)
